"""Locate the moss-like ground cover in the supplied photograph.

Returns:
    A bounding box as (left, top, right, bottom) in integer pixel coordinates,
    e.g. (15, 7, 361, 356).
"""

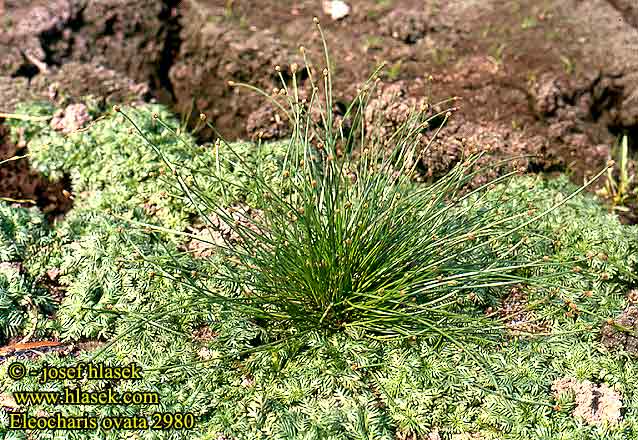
(0, 96, 637, 440)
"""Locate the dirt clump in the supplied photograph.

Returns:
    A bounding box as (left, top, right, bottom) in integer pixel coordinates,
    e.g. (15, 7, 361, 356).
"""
(600, 304, 638, 355)
(0, 63, 151, 114)
(379, 9, 439, 44)
(246, 99, 292, 142)
(2, 0, 177, 92)
(170, 2, 303, 139)
(0, 125, 72, 217)
(364, 81, 543, 186)
(0, 0, 79, 77)
(552, 377, 623, 426)
(49, 103, 91, 134)
(606, 0, 638, 29)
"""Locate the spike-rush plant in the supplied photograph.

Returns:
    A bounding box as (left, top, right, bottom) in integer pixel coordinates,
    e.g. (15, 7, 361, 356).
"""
(114, 19, 609, 351)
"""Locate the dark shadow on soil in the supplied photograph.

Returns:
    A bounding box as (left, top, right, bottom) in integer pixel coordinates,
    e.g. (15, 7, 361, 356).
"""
(0, 123, 73, 219)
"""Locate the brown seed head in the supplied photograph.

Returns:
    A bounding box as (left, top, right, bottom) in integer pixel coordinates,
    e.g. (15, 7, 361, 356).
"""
(568, 302, 578, 311)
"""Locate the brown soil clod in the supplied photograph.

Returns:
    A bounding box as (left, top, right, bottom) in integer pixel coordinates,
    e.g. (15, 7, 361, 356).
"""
(601, 304, 638, 355)
(379, 9, 440, 44)
(605, 0, 638, 29)
(49, 103, 91, 134)
(0, 124, 73, 218)
(552, 377, 623, 426)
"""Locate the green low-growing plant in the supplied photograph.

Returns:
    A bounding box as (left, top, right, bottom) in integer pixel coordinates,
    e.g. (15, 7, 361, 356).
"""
(117, 20, 607, 351)
(0, 201, 46, 263)
(0, 262, 53, 345)
(3, 168, 637, 439)
(4, 18, 638, 440)
(1, 102, 637, 440)
(0, 201, 53, 344)
(3, 100, 293, 343)
(598, 134, 636, 214)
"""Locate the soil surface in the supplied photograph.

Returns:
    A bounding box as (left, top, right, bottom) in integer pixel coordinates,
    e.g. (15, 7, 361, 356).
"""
(0, 125, 72, 217)
(1, 0, 638, 218)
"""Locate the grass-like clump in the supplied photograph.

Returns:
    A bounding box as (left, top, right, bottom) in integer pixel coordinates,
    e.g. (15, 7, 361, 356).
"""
(2, 19, 638, 440)
(118, 21, 608, 353)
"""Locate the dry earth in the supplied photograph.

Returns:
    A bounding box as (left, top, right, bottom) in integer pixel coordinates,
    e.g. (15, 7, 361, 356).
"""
(1, 0, 637, 219)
